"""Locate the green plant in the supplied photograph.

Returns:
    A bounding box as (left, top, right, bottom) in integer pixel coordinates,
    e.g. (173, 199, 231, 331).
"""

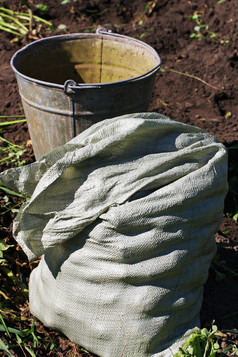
(189, 13, 217, 41)
(0, 136, 26, 167)
(0, 6, 52, 38)
(173, 325, 226, 357)
(0, 240, 14, 265)
(220, 38, 231, 45)
(0, 314, 40, 356)
(0, 117, 26, 127)
(0, 232, 29, 297)
(139, 27, 152, 39)
(0, 184, 29, 200)
(161, 67, 220, 90)
(189, 10, 231, 45)
(0, 181, 29, 216)
(60, 0, 78, 5)
(1, 194, 24, 215)
(137, 0, 157, 25)
(35, 3, 49, 15)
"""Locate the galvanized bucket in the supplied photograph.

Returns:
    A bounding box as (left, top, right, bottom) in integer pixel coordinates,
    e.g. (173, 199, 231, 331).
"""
(11, 28, 161, 159)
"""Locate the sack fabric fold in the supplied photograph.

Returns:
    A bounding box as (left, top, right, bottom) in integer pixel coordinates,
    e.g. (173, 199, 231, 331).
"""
(0, 113, 228, 356)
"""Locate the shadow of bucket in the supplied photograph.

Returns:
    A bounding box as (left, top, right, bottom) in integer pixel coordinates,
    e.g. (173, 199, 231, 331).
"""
(11, 28, 161, 160)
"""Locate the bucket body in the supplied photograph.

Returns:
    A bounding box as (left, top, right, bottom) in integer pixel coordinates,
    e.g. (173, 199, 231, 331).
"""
(11, 30, 161, 159)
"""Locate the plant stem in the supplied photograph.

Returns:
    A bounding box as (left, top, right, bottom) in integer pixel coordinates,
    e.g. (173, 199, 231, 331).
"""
(0, 119, 26, 126)
(0, 135, 23, 149)
(0, 24, 22, 36)
(0, 266, 28, 296)
(162, 66, 220, 90)
(213, 261, 238, 278)
(0, 115, 25, 118)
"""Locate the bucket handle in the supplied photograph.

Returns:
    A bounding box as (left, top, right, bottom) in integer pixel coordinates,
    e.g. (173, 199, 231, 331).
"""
(62, 26, 160, 92)
(64, 79, 77, 138)
(63, 27, 161, 139)
(96, 26, 111, 34)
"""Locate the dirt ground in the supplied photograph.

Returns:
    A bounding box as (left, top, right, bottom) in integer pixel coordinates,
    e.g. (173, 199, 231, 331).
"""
(0, 0, 238, 356)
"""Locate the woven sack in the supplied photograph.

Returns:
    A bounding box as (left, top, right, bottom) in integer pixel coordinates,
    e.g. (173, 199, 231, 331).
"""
(0, 113, 228, 356)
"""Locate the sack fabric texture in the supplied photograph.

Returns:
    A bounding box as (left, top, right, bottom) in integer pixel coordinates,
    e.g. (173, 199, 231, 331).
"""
(0, 113, 228, 356)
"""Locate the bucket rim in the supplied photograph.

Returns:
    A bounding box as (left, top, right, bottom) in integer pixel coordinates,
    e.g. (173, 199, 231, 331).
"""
(10, 31, 161, 89)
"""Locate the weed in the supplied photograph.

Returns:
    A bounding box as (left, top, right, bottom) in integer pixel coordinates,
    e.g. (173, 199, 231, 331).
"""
(0, 136, 26, 167)
(173, 324, 234, 356)
(139, 27, 152, 39)
(81, 347, 91, 354)
(0, 239, 14, 265)
(61, 0, 78, 4)
(189, 13, 217, 41)
(189, 9, 231, 45)
(1, 195, 24, 214)
(0, 184, 29, 200)
(220, 38, 231, 46)
(0, 6, 52, 39)
(161, 67, 220, 90)
(0, 115, 25, 120)
(137, 0, 157, 24)
(0, 248, 29, 297)
(0, 119, 26, 128)
(212, 261, 238, 279)
(0, 314, 40, 356)
(35, 4, 49, 15)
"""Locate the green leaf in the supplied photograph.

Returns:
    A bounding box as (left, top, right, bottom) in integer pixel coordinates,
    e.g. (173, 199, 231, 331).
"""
(24, 345, 37, 357)
(0, 324, 27, 337)
(213, 342, 220, 350)
(201, 328, 209, 337)
(16, 333, 22, 344)
(0, 338, 15, 356)
(36, 4, 48, 13)
(0, 184, 29, 200)
(223, 329, 238, 335)
(233, 212, 238, 222)
(0, 241, 14, 252)
(208, 353, 216, 357)
(0, 315, 10, 338)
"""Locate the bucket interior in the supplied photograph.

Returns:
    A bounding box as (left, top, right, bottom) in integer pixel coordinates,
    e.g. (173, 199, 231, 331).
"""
(12, 34, 160, 85)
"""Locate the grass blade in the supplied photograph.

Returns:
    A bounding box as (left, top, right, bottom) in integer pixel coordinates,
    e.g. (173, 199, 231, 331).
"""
(223, 329, 238, 335)
(0, 119, 26, 126)
(24, 345, 37, 357)
(0, 115, 25, 118)
(0, 314, 11, 338)
(0, 12, 28, 33)
(0, 338, 15, 357)
(0, 325, 30, 338)
(0, 266, 29, 296)
(0, 24, 22, 36)
(0, 135, 23, 148)
(0, 184, 29, 200)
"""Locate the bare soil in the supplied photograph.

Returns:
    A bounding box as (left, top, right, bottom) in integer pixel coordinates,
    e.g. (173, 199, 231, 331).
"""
(0, 0, 237, 356)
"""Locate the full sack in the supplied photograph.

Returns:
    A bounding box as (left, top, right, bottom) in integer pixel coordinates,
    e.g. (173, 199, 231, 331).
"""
(0, 113, 228, 356)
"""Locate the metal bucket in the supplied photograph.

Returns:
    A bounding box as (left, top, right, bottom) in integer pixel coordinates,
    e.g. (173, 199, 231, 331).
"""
(11, 28, 161, 159)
